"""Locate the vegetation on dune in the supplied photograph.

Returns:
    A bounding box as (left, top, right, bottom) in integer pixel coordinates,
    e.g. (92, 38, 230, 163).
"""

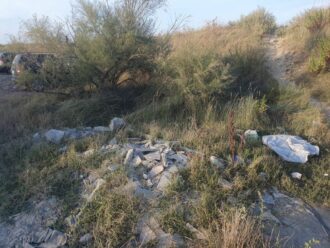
(0, 1, 329, 247)
(282, 7, 330, 103)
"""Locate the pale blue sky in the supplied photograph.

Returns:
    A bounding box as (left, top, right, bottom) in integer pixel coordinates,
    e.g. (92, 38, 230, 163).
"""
(0, 0, 328, 44)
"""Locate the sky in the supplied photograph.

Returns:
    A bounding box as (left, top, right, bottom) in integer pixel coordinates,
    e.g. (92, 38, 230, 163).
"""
(0, 0, 328, 44)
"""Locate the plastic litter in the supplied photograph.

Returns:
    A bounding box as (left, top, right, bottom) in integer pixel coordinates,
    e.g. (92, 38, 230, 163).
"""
(262, 135, 319, 163)
(291, 172, 302, 180)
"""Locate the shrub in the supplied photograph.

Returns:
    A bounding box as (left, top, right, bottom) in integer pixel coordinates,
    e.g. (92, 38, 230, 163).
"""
(234, 8, 276, 35)
(304, 8, 330, 33)
(309, 36, 330, 73)
(71, 0, 167, 91)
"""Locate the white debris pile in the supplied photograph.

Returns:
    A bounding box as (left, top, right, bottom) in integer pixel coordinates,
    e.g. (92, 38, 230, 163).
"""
(33, 117, 126, 144)
(262, 135, 319, 163)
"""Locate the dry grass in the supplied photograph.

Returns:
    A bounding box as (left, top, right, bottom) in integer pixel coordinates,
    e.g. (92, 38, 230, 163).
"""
(206, 208, 269, 248)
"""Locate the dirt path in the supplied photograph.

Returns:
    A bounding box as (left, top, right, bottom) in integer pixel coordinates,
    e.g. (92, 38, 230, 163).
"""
(265, 35, 330, 122)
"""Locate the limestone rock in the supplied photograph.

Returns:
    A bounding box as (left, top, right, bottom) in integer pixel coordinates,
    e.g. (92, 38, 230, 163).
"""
(244, 129, 259, 143)
(109, 117, 126, 132)
(0, 198, 65, 248)
(261, 189, 330, 248)
(45, 129, 65, 144)
(124, 149, 134, 166)
(144, 151, 161, 161)
(93, 126, 111, 132)
(149, 165, 164, 178)
(157, 172, 172, 191)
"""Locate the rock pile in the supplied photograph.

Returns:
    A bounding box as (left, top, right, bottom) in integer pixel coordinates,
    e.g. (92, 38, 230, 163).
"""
(0, 198, 67, 248)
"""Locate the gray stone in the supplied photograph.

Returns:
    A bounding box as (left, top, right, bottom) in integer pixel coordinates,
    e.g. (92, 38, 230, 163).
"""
(210, 156, 226, 170)
(262, 189, 330, 248)
(93, 126, 111, 132)
(244, 129, 259, 143)
(262, 192, 275, 207)
(0, 198, 65, 248)
(157, 172, 172, 191)
(167, 153, 188, 168)
(144, 151, 161, 161)
(79, 233, 93, 244)
(45, 129, 65, 144)
(132, 156, 143, 167)
(168, 165, 179, 174)
(109, 117, 126, 132)
(149, 165, 164, 178)
(124, 149, 134, 166)
(83, 149, 95, 157)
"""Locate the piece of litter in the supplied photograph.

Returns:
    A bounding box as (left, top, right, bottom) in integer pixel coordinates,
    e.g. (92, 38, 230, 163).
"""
(262, 135, 319, 163)
(291, 172, 302, 180)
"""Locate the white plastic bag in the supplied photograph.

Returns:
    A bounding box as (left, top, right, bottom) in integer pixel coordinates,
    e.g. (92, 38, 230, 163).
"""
(262, 135, 319, 163)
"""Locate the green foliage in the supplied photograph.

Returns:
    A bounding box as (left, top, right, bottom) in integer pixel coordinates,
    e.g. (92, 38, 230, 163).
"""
(234, 8, 276, 35)
(71, 0, 166, 90)
(309, 36, 330, 73)
(160, 206, 192, 237)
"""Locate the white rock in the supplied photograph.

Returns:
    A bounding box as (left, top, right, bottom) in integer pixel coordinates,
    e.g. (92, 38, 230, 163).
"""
(109, 117, 126, 132)
(157, 172, 172, 191)
(144, 151, 161, 161)
(93, 126, 111, 132)
(168, 153, 188, 167)
(45, 129, 65, 144)
(291, 172, 302, 180)
(142, 160, 154, 169)
(210, 156, 226, 170)
(132, 156, 143, 167)
(124, 149, 134, 166)
(146, 179, 153, 187)
(83, 149, 95, 157)
(143, 173, 148, 180)
(79, 233, 93, 244)
(148, 165, 164, 178)
(244, 130, 259, 142)
(168, 165, 179, 174)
